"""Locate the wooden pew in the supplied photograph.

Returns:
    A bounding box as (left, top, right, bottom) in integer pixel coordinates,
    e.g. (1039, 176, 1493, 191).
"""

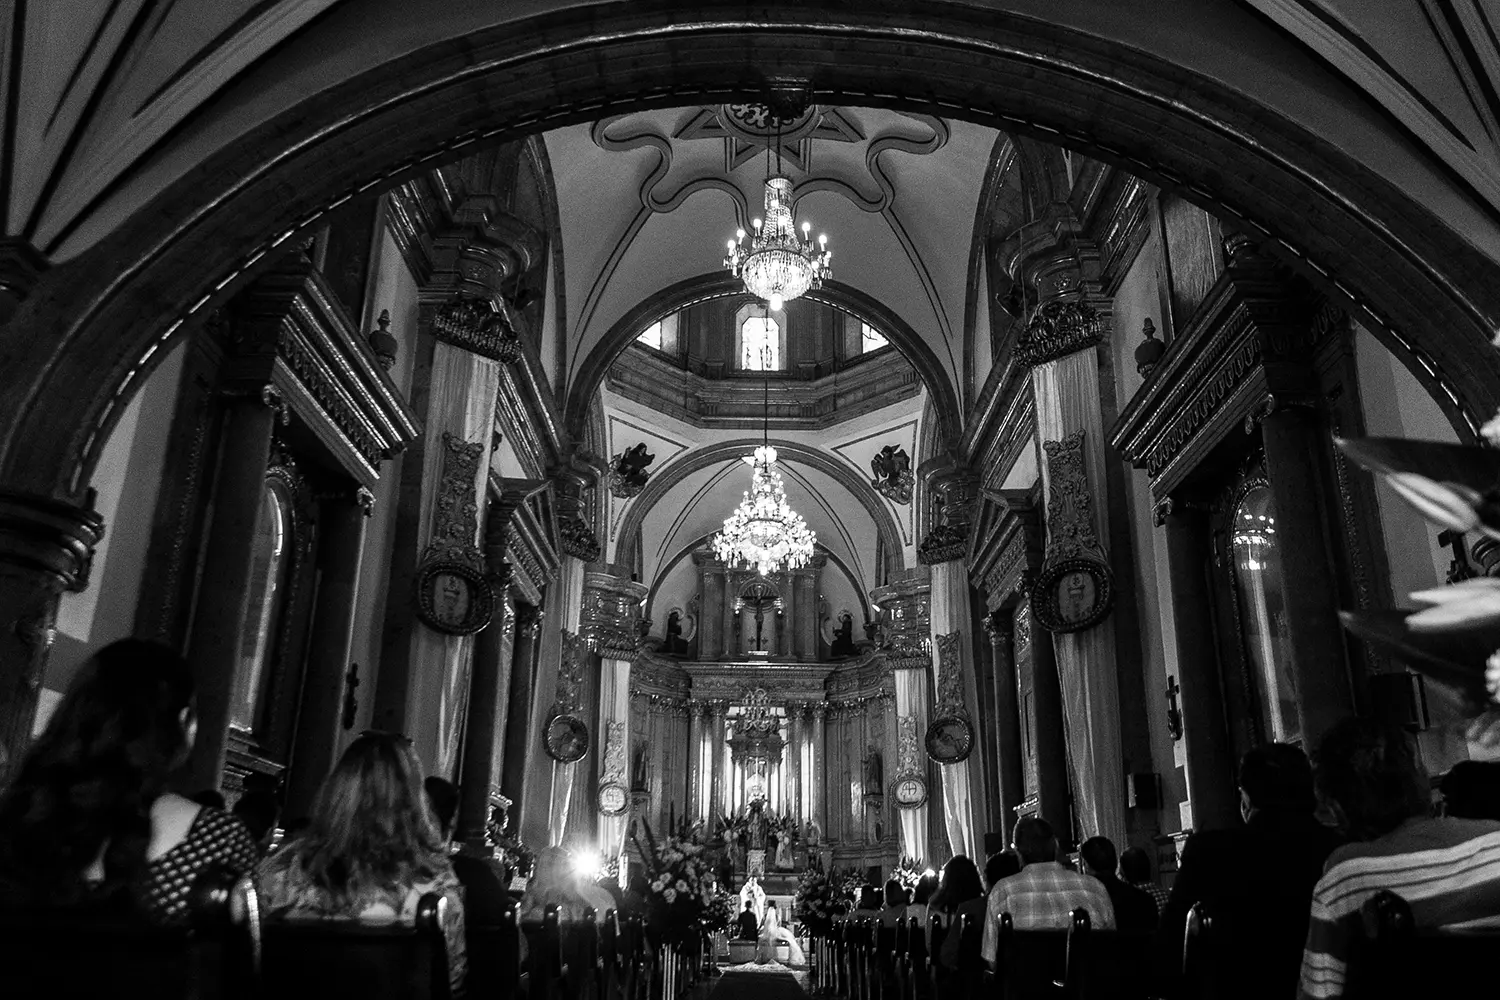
(463, 896, 522, 999)
(2, 867, 256, 1000)
(260, 891, 452, 1000)
(1345, 889, 1500, 1000)
(991, 908, 1091, 1000)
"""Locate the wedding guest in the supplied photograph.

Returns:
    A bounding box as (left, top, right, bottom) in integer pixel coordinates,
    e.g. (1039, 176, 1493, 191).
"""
(0, 640, 258, 922)
(1298, 718, 1500, 1000)
(906, 871, 940, 927)
(878, 877, 908, 927)
(1157, 742, 1341, 999)
(1120, 846, 1168, 916)
(257, 732, 466, 995)
(982, 817, 1115, 968)
(984, 850, 1021, 891)
(423, 776, 510, 925)
(849, 884, 881, 919)
(1081, 837, 1158, 932)
(1440, 760, 1500, 821)
(929, 854, 986, 917)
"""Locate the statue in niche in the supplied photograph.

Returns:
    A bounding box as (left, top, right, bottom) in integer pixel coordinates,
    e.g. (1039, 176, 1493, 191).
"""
(631, 745, 650, 793)
(608, 443, 655, 498)
(775, 830, 793, 870)
(831, 612, 858, 657)
(863, 747, 884, 793)
(749, 800, 769, 850)
(805, 817, 822, 847)
(665, 609, 685, 656)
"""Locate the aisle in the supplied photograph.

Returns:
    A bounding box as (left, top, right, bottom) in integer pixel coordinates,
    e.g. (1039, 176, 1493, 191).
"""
(702, 963, 809, 1000)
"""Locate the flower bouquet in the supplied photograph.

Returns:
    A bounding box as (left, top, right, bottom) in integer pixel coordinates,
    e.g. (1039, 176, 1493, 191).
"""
(704, 890, 737, 932)
(633, 819, 715, 944)
(793, 867, 845, 935)
(892, 856, 924, 895)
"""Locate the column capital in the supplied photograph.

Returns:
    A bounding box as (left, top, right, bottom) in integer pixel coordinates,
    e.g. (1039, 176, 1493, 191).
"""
(515, 603, 544, 638)
(0, 491, 105, 593)
(220, 383, 290, 425)
(981, 610, 1012, 642)
(1243, 389, 1322, 435)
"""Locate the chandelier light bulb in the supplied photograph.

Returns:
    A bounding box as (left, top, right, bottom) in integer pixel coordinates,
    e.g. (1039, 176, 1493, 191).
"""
(737, 229, 746, 240)
(727, 239, 737, 251)
(802, 221, 811, 235)
(753, 218, 763, 230)
(819, 234, 827, 246)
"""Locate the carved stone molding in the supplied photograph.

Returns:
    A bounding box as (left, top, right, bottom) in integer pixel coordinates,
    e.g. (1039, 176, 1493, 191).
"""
(1015, 299, 1107, 368)
(602, 720, 628, 784)
(1242, 390, 1322, 435)
(1040, 433, 1104, 563)
(934, 631, 968, 718)
(896, 715, 921, 776)
(584, 570, 649, 661)
(0, 491, 105, 593)
(555, 630, 587, 714)
(420, 432, 485, 573)
(918, 469, 978, 565)
(432, 294, 522, 364)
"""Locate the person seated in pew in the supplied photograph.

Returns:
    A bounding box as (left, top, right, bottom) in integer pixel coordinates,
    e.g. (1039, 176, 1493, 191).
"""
(736, 899, 761, 940)
(1080, 837, 1158, 932)
(1297, 718, 1500, 1000)
(1119, 846, 1168, 917)
(878, 877, 909, 928)
(423, 776, 512, 926)
(928, 853, 988, 946)
(1440, 760, 1500, 821)
(1156, 741, 1343, 999)
(520, 846, 611, 924)
(981, 817, 1115, 969)
(849, 884, 881, 919)
(256, 732, 466, 997)
(0, 640, 259, 924)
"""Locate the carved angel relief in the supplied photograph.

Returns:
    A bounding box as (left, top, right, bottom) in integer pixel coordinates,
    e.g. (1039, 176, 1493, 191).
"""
(608, 443, 655, 498)
(869, 445, 914, 504)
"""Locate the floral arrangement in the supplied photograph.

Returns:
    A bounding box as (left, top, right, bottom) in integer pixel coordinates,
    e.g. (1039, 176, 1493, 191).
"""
(704, 890, 737, 932)
(892, 856, 925, 895)
(1336, 430, 1500, 747)
(633, 820, 716, 942)
(494, 832, 535, 881)
(794, 867, 845, 934)
(832, 866, 867, 910)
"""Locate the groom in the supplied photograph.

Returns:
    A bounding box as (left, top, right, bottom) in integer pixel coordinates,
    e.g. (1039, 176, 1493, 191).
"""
(736, 900, 760, 940)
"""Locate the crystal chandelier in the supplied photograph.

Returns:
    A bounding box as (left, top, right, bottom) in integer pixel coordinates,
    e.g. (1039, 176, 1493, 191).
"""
(712, 339, 817, 575)
(724, 175, 832, 312)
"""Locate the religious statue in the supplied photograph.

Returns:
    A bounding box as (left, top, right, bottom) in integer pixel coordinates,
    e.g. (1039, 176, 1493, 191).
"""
(775, 830, 793, 870)
(665, 609, 685, 656)
(831, 612, 858, 657)
(631, 745, 650, 792)
(863, 747, 884, 793)
(607, 443, 655, 498)
(868, 444, 914, 504)
(749, 802, 769, 850)
(804, 817, 822, 847)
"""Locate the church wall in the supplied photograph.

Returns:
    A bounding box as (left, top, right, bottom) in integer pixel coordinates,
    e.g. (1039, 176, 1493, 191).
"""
(1109, 230, 1188, 836)
(1353, 322, 1458, 607)
(43, 340, 188, 725)
(345, 227, 422, 756)
(539, 252, 562, 399)
(971, 255, 994, 406)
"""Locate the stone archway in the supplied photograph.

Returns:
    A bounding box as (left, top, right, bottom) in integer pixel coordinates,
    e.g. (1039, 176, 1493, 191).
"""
(4, 3, 1500, 504)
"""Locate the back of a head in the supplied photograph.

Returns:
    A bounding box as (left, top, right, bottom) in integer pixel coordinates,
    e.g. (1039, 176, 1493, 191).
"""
(858, 885, 879, 910)
(300, 732, 445, 897)
(233, 791, 280, 842)
(1441, 761, 1500, 821)
(1240, 742, 1317, 814)
(883, 878, 905, 907)
(913, 872, 940, 905)
(1119, 846, 1152, 884)
(985, 850, 1021, 887)
(1012, 816, 1058, 865)
(931, 854, 985, 911)
(1314, 717, 1429, 842)
(1079, 836, 1118, 879)
(0, 639, 196, 907)
(423, 776, 459, 837)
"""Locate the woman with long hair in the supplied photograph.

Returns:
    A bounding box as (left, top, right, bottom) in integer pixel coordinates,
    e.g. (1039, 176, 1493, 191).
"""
(257, 731, 465, 993)
(0, 639, 258, 921)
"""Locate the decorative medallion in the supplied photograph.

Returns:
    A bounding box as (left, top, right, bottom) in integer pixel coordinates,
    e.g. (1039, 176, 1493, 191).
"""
(607, 443, 655, 498)
(1031, 432, 1115, 633)
(1014, 299, 1107, 368)
(893, 774, 929, 809)
(432, 294, 522, 364)
(544, 713, 590, 763)
(414, 432, 493, 634)
(925, 715, 974, 765)
(869, 445, 914, 505)
(598, 780, 630, 816)
(1030, 557, 1115, 634)
(414, 560, 495, 636)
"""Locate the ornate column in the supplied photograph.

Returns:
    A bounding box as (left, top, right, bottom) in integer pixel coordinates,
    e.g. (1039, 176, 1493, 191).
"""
(811, 703, 828, 833)
(286, 485, 374, 817)
(709, 699, 727, 818)
(500, 604, 542, 813)
(722, 571, 738, 659)
(983, 610, 1026, 829)
(687, 700, 704, 823)
(787, 704, 804, 827)
(0, 492, 103, 777)
(1024, 597, 1073, 839)
(457, 595, 516, 851)
(797, 561, 821, 659)
(695, 552, 722, 660)
(183, 385, 286, 790)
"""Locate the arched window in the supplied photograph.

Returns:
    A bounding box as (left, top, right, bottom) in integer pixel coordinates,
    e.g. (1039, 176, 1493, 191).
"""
(637, 321, 663, 350)
(741, 315, 780, 370)
(234, 480, 294, 731)
(861, 322, 889, 353)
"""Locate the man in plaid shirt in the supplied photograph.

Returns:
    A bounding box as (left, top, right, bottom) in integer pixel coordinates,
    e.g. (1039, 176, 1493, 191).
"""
(982, 816, 1115, 967)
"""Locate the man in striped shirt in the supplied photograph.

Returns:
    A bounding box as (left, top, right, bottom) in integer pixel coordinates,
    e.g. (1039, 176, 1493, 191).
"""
(1298, 717, 1500, 999)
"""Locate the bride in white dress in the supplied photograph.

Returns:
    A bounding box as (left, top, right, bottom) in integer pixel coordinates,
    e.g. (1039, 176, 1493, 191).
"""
(754, 902, 806, 966)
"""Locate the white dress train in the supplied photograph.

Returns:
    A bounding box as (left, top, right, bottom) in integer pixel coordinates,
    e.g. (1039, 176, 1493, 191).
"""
(754, 907, 806, 966)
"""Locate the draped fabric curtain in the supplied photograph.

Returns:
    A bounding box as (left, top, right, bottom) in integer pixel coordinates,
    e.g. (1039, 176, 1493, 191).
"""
(893, 668, 930, 862)
(597, 655, 632, 858)
(548, 555, 587, 848)
(929, 560, 979, 862)
(1032, 353, 1127, 847)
